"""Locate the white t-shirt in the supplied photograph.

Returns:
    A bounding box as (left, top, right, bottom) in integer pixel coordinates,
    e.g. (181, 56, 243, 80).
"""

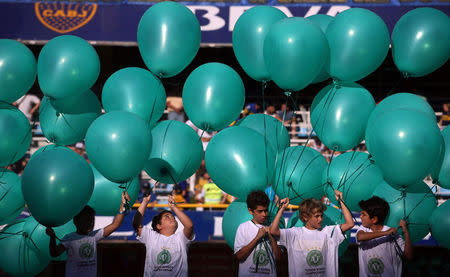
(356, 225, 405, 277)
(137, 225, 193, 277)
(279, 225, 344, 277)
(61, 229, 104, 277)
(16, 94, 40, 120)
(234, 220, 277, 277)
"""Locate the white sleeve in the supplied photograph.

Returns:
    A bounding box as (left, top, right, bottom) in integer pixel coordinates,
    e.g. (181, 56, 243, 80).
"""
(279, 227, 296, 246)
(355, 225, 370, 244)
(137, 225, 152, 243)
(178, 229, 195, 244)
(93, 229, 104, 241)
(326, 225, 345, 244)
(234, 223, 249, 254)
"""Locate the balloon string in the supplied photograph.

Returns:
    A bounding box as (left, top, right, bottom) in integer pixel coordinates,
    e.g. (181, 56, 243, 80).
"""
(402, 184, 437, 222)
(387, 73, 407, 97)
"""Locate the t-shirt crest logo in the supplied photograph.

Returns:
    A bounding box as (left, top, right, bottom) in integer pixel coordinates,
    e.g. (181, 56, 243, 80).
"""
(79, 243, 94, 259)
(157, 249, 172, 265)
(306, 250, 323, 267)
(35, 2, 97, 33)
(368, 258, 384, 274)
(253, 249, 270, 266)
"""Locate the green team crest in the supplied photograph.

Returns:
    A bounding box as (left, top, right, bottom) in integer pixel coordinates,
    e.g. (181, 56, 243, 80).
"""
(253, 249, 270, 266)
(368, 258, 384, 274)
(157, 249, 172, 265)
(79, 243, 94, 259)
(306, 250, 323, 267)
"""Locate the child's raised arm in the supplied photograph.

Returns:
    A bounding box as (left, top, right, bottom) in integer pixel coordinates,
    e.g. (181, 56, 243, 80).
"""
(335, 190, 354, 232)
(104, 192, 130, 237)
(169, 195, 194, 240)
(399, 219, 413, 260)
(269, 198, 289, 237)
(46, 227, 66, 257)
(133, 192, 152, 237)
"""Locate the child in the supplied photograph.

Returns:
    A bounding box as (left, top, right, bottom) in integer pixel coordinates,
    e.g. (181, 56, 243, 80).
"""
(356, 196, 412, 277)
(46, 192, 129, 277)
(234, 190, 281, 276)
(270, 190, 354, 277)
(132, 193, 194, 276)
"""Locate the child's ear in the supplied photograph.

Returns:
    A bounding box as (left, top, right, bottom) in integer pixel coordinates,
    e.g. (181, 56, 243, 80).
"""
(371, 216, 379, 224)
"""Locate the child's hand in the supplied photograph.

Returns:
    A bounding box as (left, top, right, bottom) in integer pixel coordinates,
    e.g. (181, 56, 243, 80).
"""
(256, 226, 267, 240)
(122, 191, 130, 204)
(399, 219, 408, 230)
(46, 227, 55, 238)
(279, 198, 289, 210)
(386, 227, 397, 235)
(334, 190, 343, 202)
(168, 195, 175, 209)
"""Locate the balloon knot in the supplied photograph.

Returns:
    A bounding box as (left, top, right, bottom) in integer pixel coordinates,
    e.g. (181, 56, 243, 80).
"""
(287, 182, 293, 187)
(22, 232, 29, 238)
(284, 91, 292, 97)
(332, 79, 341, 89)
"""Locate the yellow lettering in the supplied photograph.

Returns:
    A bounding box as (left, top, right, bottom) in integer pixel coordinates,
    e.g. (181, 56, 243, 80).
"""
(67, 10, 77, 17)
(78, 10, 88, 17)
(43, 10, 53, 16)
(53, 10, 66, 17)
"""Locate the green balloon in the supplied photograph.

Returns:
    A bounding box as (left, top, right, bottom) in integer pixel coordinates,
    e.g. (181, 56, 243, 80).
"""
(0, 168, 24, 225)
(137, 1, 200, 77)
(0, 39, 36, 103)
(222, 200, 253, 249)
(373, 180, 436, 243)
(0, 103, 32, 166)
(39, 90, 101, 146)
(392, 8, 450, 77)
(307, 14, 334, 84)
(429, 200, 450, 249)
(326, 8, 390, 82)
(366, 109, 443, 188)
(274, 146, 328, 205)
(85, 111, 152, 183)
(205, 126, 275, 199)
(430, 126, 450, 189)
(37, 35, 100, 99)
(30, 144, 71, 161)
(311, 82, 375, 151)
(323, 151, 383, 212)
(263, 17, 329, 91)
(232, 6, 287, 81)
(22, 148, 94, 227)
(144, 120, 203, 184)
(102, 67, 166, 126)
(0, 219, 51, 276)
(183, 63, 245, 131)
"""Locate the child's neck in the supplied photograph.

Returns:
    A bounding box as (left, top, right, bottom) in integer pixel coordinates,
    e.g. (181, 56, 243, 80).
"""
(159, 228, 176, 237)
(370, 224, 384, 232)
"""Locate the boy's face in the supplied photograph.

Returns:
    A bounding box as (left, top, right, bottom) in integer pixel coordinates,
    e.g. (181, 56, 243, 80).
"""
(360, 210, 377, 228)
(157, 212, 178, 233)
(249, 205, 268, 225)
(304, 210, 323, 229)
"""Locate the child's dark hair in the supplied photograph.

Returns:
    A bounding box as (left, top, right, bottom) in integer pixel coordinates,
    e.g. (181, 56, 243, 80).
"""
(74, 205, 96, 233)
(246, 190, 270, 211)
(298, 198, 326, 223)
(152, 210, 173, 233)
(359, 196, 390, 224)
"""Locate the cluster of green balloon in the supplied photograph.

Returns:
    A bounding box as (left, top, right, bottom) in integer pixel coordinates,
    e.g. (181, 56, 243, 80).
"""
(0, 168, 24, 225)
(88, 165, 140, 216)
(0, 218, 51, 276)
(429, 200, 450, 249)
(0, 39, 36, 103)
(323, 152, 383, 212)
(391, 8, 450, 77)
(183, 63, 245, 131)
(22, 147, 94, 227)
(85, 111, 152, 183)
(263, 17, 329, 91)
(430, 126, 450, 189)
(373, 180, 436, 243)
(137, 1, 200, 78)
(222, 200, 253, 249)
(102, 67, 166, 127)
(365, 108, 443, 189)
(0, 103, 32, 166)
(274, 146, 328, 205)
(306, 14, 333, 84)
(38, 35, 100, 99)
(232, 6, 287, 81)
(39, 89, 102, 146)
(326, 8, 389, 82)
(145, 120, 203, 184)
(205, 126, 275, 199)
(287, 206, 350, 256)
(311, 82, 375, 152)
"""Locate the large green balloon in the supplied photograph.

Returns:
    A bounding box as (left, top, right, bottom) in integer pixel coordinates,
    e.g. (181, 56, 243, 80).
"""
(22, 147, 94, 227)
(222, 200, 253, 249)
(183, 63, 245, 131)
(232, 6, 287, 81)
(263, 17, 329, 91)
(0, 39, 36, 103)
(144, 120, 203, 184)
(391, 8, 450, 77)
(311, 82, 375, 151)
(0, 103, 32, 166)
(205, 126, 275, 199)
(430, 126, 450, 189)
(102, 67, 166, 126)
(0, 219, 51, 276)
(0, 168, 24, 225)
(373, 180, 436, 243)
(137, 1, 200, 78)
(30, 144, 70, 161)
(274, 146, 328, 205)
(39, 90, 102, 146)
(365, 93, 436, 152)
(326, 8, 390, 82)
(37, 35, 100, 99)
(323, 151, 383, 212)
(85, 111, 152, 183)
(88, 165, 140, 216)
(366, 109, 443, 188)
(429, 200, 450, 249)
